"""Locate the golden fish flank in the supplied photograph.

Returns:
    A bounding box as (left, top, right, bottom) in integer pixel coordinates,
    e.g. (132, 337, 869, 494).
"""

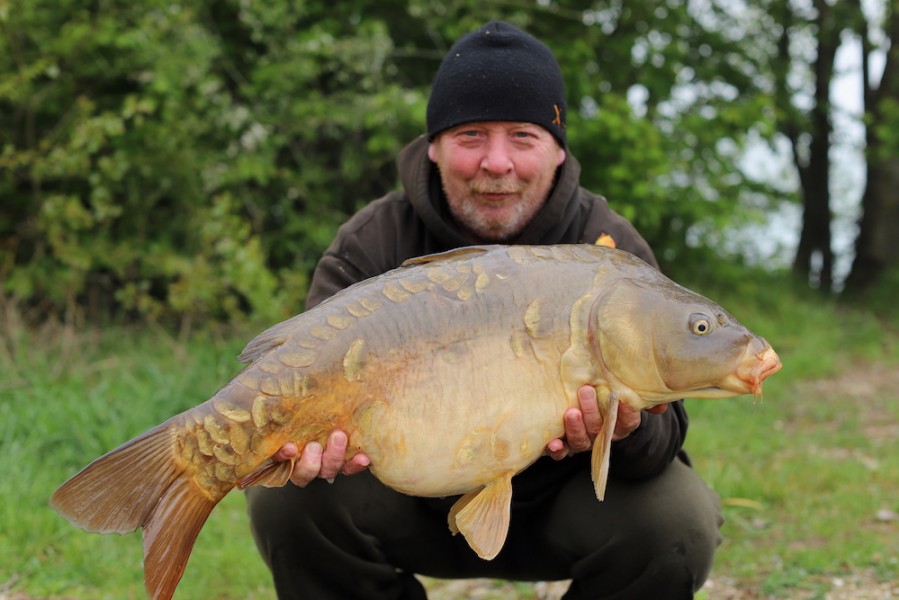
(507, 245, 533, 263)
(259, 376, 281, 396)
(382, 280, 412, 303)
(280, 370, 312, 398)
(358, 295, 383, 313)
(297, 336, 319, 349)
(440, 341, 470, 365)
(236, 371, 259, 391)
(50, 244, 783, 600)
(251, 395, 273, 428)
(212, 445, 240, 466)
(454, 428, 485, 467)
(343, 338, 367, 382)
(258, 359, 284, 374)
(475, 271, 490, 292)
(327, 313, 356, 330)
(491, 434, 511, 461)
(279, 350, 317, 368)
(427, 268, 452, 285)
(214, 461, 233, 483)
(400, 277, 429, 294)
(456, 284, 475, 301)
(213, 400, 251, 423)
(440, 272, 468, 292)
(523, 299, 542, 339)
(203, 415, 230, 445)
(509, 329, 532, 359)
(346, 300, 372, 318)
(229, 424, 250, 454)
(195, 428, 214, 456)
(310, 325, 337, 341)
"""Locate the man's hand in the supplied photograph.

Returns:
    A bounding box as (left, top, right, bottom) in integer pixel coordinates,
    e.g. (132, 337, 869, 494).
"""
(545, 385, 668, 460)
(272, 431, 371, 487)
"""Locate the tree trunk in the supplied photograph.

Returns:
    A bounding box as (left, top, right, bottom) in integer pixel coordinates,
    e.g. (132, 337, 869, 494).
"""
(845, 1, 899, 292)
(788, 0, 839, 291)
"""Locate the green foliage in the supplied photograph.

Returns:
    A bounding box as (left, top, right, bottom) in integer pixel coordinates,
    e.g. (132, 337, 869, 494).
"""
(1, 1, 782, 325)
(0, 320, 273, 598)
(872, 97, 899, 159)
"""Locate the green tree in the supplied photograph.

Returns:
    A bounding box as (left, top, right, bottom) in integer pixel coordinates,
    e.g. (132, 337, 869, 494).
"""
(747, 0, 899, 293)
(1, 1, 780, 326)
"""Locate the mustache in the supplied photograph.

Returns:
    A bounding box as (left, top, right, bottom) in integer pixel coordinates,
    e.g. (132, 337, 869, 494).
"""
(468, 178, 524, 195)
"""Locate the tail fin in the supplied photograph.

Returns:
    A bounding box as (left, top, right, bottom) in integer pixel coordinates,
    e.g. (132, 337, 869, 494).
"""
(50, 422, 219, 600)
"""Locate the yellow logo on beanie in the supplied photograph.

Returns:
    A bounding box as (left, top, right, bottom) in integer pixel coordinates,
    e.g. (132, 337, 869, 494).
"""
(552, 104, 564, 128)
(595, 233, 616, 248)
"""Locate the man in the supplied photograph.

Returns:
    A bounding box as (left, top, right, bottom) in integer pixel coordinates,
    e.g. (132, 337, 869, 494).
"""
(247, 20, 722, 599)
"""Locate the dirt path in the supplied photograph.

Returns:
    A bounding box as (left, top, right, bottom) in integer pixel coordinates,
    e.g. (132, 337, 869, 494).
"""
(422, 570, 899, 599)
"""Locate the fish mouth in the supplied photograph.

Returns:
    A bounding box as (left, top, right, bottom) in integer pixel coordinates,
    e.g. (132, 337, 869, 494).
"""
(738, 345, 783, 398)
(689, 343, 781, 400)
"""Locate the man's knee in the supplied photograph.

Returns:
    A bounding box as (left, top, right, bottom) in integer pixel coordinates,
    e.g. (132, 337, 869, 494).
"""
(548, 459, 722, 597)
(613, 460, 722, 588)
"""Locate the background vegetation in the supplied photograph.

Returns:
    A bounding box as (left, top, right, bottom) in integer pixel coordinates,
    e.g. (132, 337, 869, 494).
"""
(2, 0, 899, 598)
(4, 0, 897, 328)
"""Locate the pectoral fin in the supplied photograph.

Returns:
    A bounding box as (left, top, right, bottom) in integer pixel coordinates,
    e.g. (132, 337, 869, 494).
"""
(591, 391, 619, 501)
(447, 473, 514, 560)
(236, 457, 296, 489)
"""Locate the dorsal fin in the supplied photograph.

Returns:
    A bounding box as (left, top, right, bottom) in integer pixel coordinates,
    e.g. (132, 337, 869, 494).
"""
(236, 313, 306, 363)
(401, 246, 493, 267)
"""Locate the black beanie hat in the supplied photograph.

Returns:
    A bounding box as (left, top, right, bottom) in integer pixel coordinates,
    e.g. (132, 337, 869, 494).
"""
(426, 20, 567, 146)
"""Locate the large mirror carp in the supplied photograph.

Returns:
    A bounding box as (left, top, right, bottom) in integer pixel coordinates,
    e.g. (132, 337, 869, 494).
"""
(51, 244, 782, 600)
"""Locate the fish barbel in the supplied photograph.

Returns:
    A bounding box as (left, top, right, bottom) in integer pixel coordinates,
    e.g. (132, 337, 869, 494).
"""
(51, 244, 782, 599)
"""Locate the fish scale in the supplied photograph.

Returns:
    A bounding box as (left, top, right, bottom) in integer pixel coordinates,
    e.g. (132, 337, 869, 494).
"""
(50, 244, 782, 600)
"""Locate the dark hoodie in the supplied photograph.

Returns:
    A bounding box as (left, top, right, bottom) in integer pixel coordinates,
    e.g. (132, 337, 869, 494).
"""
(305, 135, 689, 502)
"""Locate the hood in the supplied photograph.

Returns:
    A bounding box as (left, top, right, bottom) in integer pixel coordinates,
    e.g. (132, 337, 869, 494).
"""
(396, 135, 585, 248)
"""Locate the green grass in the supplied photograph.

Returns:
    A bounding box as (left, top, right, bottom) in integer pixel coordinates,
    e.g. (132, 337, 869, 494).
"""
(0, 323, 275, 599)
(1, 270, 897, 599)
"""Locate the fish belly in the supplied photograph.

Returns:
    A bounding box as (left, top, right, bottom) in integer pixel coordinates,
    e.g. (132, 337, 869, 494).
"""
(349, 337, 571, 497)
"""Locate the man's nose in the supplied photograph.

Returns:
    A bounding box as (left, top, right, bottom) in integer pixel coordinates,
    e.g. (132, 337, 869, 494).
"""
(480, 138, 513, 174)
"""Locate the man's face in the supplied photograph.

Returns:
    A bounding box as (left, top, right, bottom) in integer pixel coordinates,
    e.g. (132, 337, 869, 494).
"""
(428, 122, 566, 242)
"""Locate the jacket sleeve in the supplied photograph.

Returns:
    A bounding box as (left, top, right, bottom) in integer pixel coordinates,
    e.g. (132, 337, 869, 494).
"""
(608, 400, 689, 479)
(304, 199, 402, 310)
(305, 251, 370, 311)
(305, 193, 434, 311)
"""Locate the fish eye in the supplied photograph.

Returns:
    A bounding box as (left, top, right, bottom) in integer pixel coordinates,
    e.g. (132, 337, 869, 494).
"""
(689, 313, 712, 336)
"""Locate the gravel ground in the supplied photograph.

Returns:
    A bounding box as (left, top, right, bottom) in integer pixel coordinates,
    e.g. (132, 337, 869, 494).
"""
(1, 571, 896, 599)
(421, 570, 899, 599)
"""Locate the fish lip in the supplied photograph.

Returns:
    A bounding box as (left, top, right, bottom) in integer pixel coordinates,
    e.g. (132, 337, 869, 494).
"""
(740, 345, 783, 396)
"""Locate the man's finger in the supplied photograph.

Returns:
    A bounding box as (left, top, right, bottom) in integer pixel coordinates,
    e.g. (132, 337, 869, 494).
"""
(577, 385, 602, 438)
(545, 438, 571, 461)
(319, 431, 349, 480)
(273, 442, 299, 463)
(564, 408, 591, 453)
(343, 453, 372, 476)
(290, 442, 323, 487)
